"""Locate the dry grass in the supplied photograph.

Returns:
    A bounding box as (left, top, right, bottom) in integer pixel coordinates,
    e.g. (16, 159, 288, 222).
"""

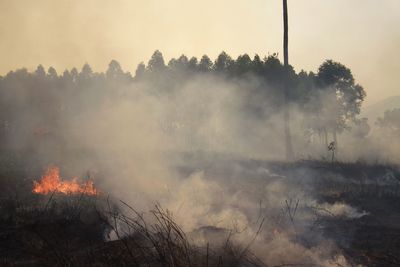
(0, 194, 267, 267)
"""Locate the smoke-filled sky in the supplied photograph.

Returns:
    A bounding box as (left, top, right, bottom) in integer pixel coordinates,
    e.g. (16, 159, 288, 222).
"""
(0, 0, 399, 105)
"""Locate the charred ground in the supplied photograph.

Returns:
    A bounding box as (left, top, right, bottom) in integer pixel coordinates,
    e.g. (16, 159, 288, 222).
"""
(1, 155, 399, 266)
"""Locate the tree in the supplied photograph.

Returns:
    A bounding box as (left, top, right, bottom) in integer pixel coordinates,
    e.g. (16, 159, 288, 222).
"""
(147, 50, 166, 73)
(106, 60, 123, 79)
(80, 63, 93, 79)
(316, 60, 366, 148)
(168, 55, 189, 73)
(252, 54, 264, 75)
(263, 54, 286, 85)
(35, 65, 46, 78)
(295, 70, 316, 103)
(62, 70, 72, 81)
(188, 57, 198, 72)
(176, 55, 189, 69)
(233, 54, 252, 76)
(105, 60, 131, 82)
(214, 51, 233, 73)
(198, 55, 213, 72)
(70, 68, 78, 83)
(134, 62, 146, 80)
(47, 67, 58, 80)
(282, 0, 294, 160)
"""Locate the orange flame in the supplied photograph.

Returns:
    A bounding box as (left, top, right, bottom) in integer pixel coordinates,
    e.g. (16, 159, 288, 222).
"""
(33, 166, 99, 196)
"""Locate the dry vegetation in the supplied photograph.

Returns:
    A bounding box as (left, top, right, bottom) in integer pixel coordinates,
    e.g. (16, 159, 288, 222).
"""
(1, 157, 400, 266)
(0, 194, 266, 267)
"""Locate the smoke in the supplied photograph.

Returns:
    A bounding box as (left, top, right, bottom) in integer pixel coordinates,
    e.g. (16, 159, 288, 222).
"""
(0, 68, 390, 266)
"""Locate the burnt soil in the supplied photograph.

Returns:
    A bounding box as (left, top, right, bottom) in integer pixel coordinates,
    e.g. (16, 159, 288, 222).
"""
(1, 156, 400, 266)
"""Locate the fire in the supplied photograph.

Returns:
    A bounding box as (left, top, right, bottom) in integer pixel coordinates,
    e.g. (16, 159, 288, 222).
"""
(33, 166, 99, 196)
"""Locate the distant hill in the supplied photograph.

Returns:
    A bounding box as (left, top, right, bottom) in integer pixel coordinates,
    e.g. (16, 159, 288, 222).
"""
(361, 95, 400, 124)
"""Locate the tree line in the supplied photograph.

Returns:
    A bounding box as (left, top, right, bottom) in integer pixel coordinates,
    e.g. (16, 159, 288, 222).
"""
(0, 50, 367, 154)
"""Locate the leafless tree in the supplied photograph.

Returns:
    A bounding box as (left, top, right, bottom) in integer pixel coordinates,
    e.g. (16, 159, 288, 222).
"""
(283, 0, 294, 160)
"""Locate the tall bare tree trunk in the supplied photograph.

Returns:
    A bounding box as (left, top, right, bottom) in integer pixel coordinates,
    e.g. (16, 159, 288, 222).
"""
(283, 0, 294, 160)
(283, 0, 289, 68)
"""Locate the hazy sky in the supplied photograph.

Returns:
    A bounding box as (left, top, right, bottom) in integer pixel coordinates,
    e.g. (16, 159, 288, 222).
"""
(0, 0, 399, 105)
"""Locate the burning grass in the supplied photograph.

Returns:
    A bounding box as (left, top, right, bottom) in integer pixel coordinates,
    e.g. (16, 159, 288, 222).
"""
(32, 166, 99, 196)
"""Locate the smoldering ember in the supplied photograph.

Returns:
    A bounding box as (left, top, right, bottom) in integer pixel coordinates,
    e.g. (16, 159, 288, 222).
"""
(1, 1, 400, 267)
